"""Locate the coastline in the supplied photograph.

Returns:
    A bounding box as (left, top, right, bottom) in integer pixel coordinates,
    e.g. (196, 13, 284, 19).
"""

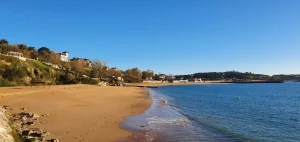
(127, 80, 283, 88)
(0, 84, 152, 141)
(127, 81, 218, 87)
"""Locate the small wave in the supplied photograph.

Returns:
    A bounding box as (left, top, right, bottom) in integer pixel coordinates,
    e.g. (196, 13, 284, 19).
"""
(169, 105, 180, 111)
(147, 116, 193, 128)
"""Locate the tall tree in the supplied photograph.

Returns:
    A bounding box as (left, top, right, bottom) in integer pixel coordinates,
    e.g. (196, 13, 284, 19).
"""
(48, 51, 61, 64)
(91, 59, 103, 78)
(142, 70, 154, 80)
(71, 60, 86, 74)
(108, 68, 122, 77)
(124, 68, 142, 83)
(38, 47, 51, 53)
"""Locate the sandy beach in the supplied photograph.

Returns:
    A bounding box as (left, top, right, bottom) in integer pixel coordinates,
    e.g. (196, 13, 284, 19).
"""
(0, 85, 151, 142)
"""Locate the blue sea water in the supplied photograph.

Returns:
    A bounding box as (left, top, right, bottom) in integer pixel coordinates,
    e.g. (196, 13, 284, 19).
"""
(122, 82, 300, 142)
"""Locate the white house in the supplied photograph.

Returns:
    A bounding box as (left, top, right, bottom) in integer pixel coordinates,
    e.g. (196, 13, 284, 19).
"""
(60, 51, 69, 62)
(7, 51, 26, 61)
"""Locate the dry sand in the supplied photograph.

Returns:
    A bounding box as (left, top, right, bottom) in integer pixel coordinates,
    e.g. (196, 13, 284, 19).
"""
(0, 85, 151, 142)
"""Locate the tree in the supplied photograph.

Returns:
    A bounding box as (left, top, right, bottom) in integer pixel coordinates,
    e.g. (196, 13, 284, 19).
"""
(0, 39, 10, 54)
(38, 47, 51, 53)
(108, 68, 123, 77)
(28, 46, 36, 52)
(153, 74, 160, 80)
(30, 51, 39, 59)
(61, 62, 71, 72)
(0, 39, 9, 45)
(90, 59, 109, 79)
(123, 68, 142, 83)
(142, 70, 154, 80)
(17, 44, 27, 50)
(91, 59, 102, 78)
(48, 51, 61, 64)
(71, 60, 86, 74)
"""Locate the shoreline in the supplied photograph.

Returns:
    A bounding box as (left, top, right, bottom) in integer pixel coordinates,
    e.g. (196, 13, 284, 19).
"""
(0, 84, 152, 141)
(127, 82, 218, 87)
(127, 80, 283, 88)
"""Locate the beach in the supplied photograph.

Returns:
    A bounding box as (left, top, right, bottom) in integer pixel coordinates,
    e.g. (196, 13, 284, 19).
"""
(0, 84, 151, 141)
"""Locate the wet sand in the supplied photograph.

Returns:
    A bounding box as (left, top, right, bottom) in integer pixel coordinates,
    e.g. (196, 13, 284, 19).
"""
(0, 84, 151, 142)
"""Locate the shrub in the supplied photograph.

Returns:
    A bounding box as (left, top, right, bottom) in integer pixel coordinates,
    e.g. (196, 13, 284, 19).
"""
(77, 78, 99, 85)
(0, 78, 12, 87)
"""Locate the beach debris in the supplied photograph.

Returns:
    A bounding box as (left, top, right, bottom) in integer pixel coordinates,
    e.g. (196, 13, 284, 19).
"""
(21, 116, 28, 121)
(31, 113, 40, 118)
(41, 113, 50, 117)
(23, 121, 35, 126)
(2, 105, 15, 111)
(3, 105, 10, 109)
(21, 107, 29, 111)
(22, 128, 50, 137)
(47, 139, 60, 142)
(160, 99, 168, 104)
(98, 81, 108, 86)
(164, 99, 168, 104)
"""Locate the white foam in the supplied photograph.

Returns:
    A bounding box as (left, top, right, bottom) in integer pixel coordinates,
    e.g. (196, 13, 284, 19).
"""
(147, 116, 193, 128)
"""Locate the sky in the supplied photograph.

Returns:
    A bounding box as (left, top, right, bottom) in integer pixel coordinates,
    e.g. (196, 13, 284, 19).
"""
(0, 0, 299, 75)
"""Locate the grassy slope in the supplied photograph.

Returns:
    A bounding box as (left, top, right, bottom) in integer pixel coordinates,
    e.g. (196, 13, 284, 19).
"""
(31, 60, 51, 70)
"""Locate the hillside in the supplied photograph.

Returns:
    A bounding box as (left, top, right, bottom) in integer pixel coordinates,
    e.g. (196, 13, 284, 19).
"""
(0, 55, 65, 86)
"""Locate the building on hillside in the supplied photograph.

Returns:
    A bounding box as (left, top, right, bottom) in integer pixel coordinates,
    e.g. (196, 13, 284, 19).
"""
(70, 57, 92, 68)
(7, 51, 26, 61)
(166, 75, 175, 80)
(60, 51, 69, 62)
(194, 78, 203, 82)
(188, 78, 203, 82)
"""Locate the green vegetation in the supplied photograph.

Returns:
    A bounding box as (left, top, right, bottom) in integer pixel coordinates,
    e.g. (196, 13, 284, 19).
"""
(272, 74, 300, 81)
(0, 78, 12, 87)
(142, 70, 154, 80)
(32, 60, 51, 70)
(0, 55, 55, 86)
(123, 68, 142, 83)
(76, 78, 99, 85)
(175, 71, 271, 81)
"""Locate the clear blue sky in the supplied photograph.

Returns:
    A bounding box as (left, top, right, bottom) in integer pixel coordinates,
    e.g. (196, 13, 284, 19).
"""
(1, 0, 299, 75)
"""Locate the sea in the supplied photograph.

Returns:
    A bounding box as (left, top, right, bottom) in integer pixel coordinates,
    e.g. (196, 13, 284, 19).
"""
(121, 82, 300, 142)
